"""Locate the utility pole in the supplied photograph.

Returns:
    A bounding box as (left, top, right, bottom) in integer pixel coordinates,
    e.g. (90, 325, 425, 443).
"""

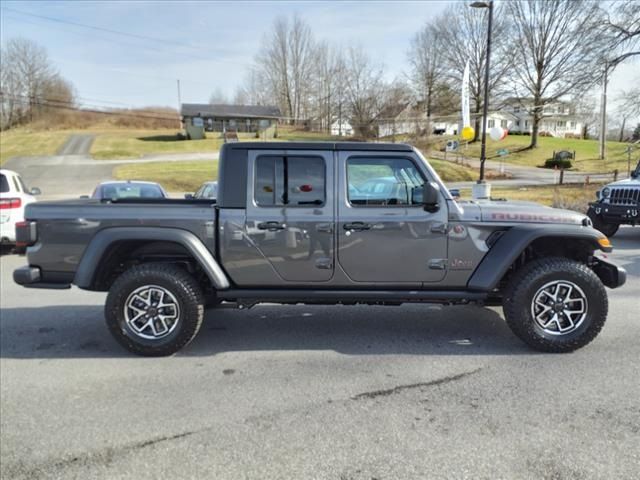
(177, 79, 182, 130)
(599, 64, 608, 161)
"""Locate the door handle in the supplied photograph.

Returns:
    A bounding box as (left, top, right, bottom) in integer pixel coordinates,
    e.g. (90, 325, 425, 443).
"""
(344, 222, 371, 231)
(257, 221, 286, 231)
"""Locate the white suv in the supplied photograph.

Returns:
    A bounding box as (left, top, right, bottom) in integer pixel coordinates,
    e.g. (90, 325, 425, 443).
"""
(0, 169, 41, 246)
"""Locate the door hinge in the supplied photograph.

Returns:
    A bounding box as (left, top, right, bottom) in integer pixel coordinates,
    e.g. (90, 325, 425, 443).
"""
(428, 259, 447, 270)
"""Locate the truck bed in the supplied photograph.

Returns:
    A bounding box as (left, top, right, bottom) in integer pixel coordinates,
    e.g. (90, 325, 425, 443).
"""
(25, 199, 217, 282)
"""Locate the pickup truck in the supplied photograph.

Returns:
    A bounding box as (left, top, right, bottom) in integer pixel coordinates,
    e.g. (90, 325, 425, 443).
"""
(14, 142, 626, 356)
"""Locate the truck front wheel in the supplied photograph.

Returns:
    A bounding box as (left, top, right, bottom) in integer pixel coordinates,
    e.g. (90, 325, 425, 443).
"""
(105, 263, 205, 356)
(503, 258, 608, 353)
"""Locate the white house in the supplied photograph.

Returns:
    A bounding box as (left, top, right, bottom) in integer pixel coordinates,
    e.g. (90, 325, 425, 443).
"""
(501, 99, 584, 137)
(331, 120, 354, 137)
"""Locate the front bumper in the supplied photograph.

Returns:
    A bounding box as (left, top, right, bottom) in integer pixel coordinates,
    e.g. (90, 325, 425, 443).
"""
(589, 203, 640, 224)
(13, 266, 71, 289)
(592, 257, 627, 289)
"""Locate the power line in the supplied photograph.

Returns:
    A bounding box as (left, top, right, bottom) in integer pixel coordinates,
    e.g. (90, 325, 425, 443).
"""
(1, 5, 242, 59)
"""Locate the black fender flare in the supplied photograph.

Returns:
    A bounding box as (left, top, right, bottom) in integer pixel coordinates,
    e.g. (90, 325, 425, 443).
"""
(73, 227, 230, 290)
(467, 225, 610, 292)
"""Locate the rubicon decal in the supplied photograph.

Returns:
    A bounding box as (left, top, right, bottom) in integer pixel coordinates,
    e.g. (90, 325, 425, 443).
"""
(490, 212, 578, 223)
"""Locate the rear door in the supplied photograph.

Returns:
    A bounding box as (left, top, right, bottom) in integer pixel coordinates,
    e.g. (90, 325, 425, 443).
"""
(244, 149, 334, 283)
(337, 151, 448, 284)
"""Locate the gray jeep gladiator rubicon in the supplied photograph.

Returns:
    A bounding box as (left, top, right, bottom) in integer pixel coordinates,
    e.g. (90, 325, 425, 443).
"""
(587, 160, 639, 237)
(14, 142, 626, 356)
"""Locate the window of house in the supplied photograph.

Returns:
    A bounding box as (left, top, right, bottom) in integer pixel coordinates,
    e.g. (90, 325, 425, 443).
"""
(570, 121, 577, 128)
(557, 121, 566, 127)
(516, 120, 520, 127)
(488, 119, 495, 128)
(192, 117, 204, 127)
(558, 105, 565, 114)
(514, 107, 520, 113)
(525, 120, 529, 127)
(500, 120, 508, 128)
(255, 156, 326, 207)
(347, 157, 425, 207)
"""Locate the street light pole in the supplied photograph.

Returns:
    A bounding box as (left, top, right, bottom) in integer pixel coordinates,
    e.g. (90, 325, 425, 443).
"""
(470, 0, 494, 199)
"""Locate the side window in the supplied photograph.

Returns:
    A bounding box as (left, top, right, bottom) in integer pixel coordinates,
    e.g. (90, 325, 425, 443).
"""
(255, 156, 325, 207)
(347, 157, 425, 206)
(13, 176, 22, 192)
(0, 174, 10, 193)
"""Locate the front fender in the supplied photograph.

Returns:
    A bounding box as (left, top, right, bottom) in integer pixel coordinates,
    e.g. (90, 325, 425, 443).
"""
(467, 225, 611, 292)
(74, 227, 230, 290)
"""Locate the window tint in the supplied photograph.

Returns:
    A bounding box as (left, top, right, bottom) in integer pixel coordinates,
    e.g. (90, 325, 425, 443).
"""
(0, 174, 9, 193)
(347, 157, 425, 206)
(255, 156, 325, 207)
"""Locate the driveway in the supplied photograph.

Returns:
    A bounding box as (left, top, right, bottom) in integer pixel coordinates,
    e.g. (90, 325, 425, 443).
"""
(56, 134, 95, 156)
(1, 228, 638, 479)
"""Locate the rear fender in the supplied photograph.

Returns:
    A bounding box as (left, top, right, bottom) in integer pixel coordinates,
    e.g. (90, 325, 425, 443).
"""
(74, 227, 230, 290)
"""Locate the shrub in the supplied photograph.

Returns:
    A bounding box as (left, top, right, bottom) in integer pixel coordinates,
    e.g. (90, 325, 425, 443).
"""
(544, 158, 572, 169)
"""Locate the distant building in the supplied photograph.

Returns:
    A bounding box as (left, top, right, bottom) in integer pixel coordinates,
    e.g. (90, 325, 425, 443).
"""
(500, 99, 585, 138)
(330, 120, 354, 137)
(181, 103, 281, 139)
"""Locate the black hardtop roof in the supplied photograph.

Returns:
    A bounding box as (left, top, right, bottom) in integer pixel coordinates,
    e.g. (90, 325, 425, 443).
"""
(222, 142, 414, 152)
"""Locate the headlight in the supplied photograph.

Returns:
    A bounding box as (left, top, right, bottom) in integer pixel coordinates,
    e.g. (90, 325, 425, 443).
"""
(602, 187, 611, 198)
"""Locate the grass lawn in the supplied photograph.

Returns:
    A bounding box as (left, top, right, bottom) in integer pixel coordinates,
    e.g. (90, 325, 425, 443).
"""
(0, 129, 70, 165)
(91, 129, 228, 160)
(461, 135, 633, 173)
(113, 160, 219, 192)
(456, 183, 602, 212)
(113, 157, 478, 192)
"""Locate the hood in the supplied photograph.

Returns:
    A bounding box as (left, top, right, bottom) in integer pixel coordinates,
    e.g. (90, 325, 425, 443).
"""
(462, 200, 587, 225)
(606, 177, 640, 187)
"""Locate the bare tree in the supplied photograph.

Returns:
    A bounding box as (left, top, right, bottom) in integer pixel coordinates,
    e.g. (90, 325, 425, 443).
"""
(209, 87, 229, 105)
(615, 87, 640, 141)
(436, 3, 512, 141)
(343, 46, 386, 138)
(256, 14, 315, 123)
(234, 68, 272, 106)
(311, 41, 346, 133)
(603, 0, 640, 66)
(507, 0, 607, 148)
(407, 22, 446, 133)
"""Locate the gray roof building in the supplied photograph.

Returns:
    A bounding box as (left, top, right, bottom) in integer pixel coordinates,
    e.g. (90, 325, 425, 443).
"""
(181, 104, 281, 119)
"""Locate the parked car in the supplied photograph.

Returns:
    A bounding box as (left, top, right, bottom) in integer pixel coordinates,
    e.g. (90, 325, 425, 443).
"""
(90, 181, 169, 200)
(14, 142, 625, 356)
(587, 160, 639, 237)
(0, 169, 40, 247)
(185, 181, 218, 200)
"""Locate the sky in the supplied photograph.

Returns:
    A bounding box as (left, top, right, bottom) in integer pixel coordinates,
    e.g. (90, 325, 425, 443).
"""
(1, 0, 638, 117)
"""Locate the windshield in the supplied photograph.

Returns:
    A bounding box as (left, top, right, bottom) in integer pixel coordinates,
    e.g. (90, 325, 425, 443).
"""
(97, 183, 165, 199)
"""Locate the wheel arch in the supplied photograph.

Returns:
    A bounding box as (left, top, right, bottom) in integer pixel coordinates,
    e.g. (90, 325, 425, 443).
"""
(467, 225, 611, 292)
(74, 227, 230, 291)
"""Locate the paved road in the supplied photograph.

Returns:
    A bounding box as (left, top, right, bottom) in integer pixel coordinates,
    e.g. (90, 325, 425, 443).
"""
(56, 134, 95, 156)
(1, 228, 639, 479)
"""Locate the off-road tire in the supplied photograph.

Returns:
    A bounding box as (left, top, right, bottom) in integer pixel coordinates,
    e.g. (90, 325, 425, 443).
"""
(587, 209, 619, 237)
(105, 263, 204, 356)
(503, 257, 608, 353)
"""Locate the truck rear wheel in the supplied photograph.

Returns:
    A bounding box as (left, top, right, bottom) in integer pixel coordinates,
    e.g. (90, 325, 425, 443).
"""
(105, 263, 204, 356)
(503, 258, 608, 353)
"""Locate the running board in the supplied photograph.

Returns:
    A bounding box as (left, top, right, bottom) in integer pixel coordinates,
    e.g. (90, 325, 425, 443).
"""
(216, 289, 488, 305)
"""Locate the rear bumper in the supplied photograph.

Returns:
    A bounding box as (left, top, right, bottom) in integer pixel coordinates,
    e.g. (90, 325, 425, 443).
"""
(592, 257, 627, 289)
(0, 221, 16, 243)
(13, 266, 71, 289)
(589, 203, 639, 224)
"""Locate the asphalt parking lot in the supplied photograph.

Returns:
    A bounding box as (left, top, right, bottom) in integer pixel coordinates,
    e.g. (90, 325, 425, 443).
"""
(1, 229, 639, 480)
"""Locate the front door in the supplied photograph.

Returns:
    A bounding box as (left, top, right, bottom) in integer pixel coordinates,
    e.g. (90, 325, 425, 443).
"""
(337, 151, 448, 284)
(245, 149, 334, 283)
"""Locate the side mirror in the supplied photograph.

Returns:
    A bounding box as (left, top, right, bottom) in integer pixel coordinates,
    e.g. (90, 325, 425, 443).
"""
(184, 193, 194, 199)
(419, 182, 440, 213)
(30, 187, 41, 196)
(449, 188, 460, 199)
